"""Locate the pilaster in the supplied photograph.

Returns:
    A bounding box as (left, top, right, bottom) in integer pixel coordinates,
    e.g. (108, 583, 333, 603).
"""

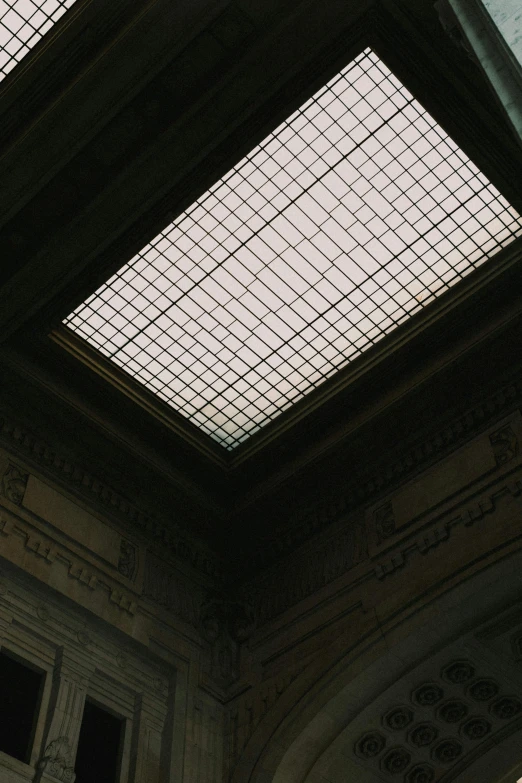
(129, 691, 168, 783)
(36, 647, 94, 783)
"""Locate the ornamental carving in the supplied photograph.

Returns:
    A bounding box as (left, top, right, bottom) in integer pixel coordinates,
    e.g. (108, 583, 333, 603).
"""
(406, 764, 434, 783)
(461, 717, 491, 740)
(467, 678, 499, 702)
(38, 736, 75, 782)
(248, 520, 368, 622)
(431, 739, 462, 764)
(2, 464, 28, 505)
(436, 700, 468, 723)
(384, 706, 414, 731)
(441, 660, 475, 684)
(375, 502, 395, 543)
(489, 425, 518, 466)
(408, 723, 438, 747)
(355, 731, 386, 758)
(143, 553, 203, 627)
(512, 634, 522, 659)
(490, 696, 522, 719)
(118, 539, 138, 581)
(381, 747, 411, 774)
(412, 684, 443, 706)
(201, 598, 255, 687)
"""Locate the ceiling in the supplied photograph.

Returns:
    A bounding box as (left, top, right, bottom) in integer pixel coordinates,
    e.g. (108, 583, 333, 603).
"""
(1, 0, 522, 569)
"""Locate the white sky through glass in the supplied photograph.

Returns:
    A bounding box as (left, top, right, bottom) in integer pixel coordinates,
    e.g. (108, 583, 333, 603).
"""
(65, 48, 522, 450)
(0, 0, 77, 81)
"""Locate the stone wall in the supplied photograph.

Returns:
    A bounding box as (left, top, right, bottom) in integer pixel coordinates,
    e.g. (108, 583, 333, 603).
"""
(0, 438, 224, 783)
(225, 410, 522, 783)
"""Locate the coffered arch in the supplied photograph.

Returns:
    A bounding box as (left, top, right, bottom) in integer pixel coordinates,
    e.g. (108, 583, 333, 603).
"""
(235, 547, 522, 783)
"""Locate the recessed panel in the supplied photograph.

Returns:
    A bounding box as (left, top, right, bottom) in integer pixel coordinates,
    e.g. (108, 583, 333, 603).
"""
(65, 49, 522, 450)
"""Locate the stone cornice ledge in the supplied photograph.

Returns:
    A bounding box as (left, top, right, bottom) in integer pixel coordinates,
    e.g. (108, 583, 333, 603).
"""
(0, 408, 221, 581)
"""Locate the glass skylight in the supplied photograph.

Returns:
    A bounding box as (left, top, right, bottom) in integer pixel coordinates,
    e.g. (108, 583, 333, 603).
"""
(64, 48, 522, 450)
(0, 0, 77, 82)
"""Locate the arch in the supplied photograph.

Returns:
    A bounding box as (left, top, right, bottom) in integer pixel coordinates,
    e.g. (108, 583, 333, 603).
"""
(233, 546, 522, 783)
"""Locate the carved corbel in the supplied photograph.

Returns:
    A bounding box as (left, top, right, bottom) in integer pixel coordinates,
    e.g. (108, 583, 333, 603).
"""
(38, 737, 76, 782)
(36, 647, 94, 783)
(1, 464, 28, 505)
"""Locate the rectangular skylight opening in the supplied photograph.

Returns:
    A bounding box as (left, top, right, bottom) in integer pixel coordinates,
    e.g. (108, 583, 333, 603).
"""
(64, 48, 522, 450)
(0, 0, 77, 82)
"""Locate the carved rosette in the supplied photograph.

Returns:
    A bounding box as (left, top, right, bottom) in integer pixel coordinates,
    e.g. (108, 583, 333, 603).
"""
(467, 678, 499, 702)
(441, 660, 475, 684)
(490, 696, 522, 720)
(381, 747, 411, 774)
(436, 700, 468, 723)
(406, 764, 434, 783)
(431, 739, 462, 764)
(408, 723, 438, 748)
(461, 717, 491, 740)
(355, 731, 386, 758)
(412, 684, 444, 706)
(384, 706, 414, 731)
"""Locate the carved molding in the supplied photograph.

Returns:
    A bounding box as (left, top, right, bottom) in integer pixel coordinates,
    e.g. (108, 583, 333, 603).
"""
(0, 410, 219, 579)
(226, 665, 306, 773)
(374, 478, 519, 580)
(0, 510, 136, 615)
(254, 382, 522, 564)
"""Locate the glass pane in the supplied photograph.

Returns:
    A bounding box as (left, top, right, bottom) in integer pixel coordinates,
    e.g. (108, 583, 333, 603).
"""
(0, 0, 78, 82)
(64, 48, 522, 450)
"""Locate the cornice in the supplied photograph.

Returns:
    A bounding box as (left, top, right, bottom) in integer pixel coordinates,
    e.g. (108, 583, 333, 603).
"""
(238, 371, 522, 572)
(0, 408, 222, 582)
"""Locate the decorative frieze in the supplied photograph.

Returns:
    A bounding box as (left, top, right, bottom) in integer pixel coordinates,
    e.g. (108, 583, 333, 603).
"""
(0, 411, 219, 579)
(249, 382, 522, 564)
(246, 519, 368, 623)
(143, 553, 204, 628)
(374, 478, 519, 581)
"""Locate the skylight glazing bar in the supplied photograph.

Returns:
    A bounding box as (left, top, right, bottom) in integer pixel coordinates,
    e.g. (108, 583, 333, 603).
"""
(65, 48, 522, 449)
(0, 0, 77, 81)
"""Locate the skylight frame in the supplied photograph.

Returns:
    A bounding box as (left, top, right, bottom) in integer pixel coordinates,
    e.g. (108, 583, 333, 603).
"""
(59, 41, 520, 455)
(0, 0, 78, 83)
